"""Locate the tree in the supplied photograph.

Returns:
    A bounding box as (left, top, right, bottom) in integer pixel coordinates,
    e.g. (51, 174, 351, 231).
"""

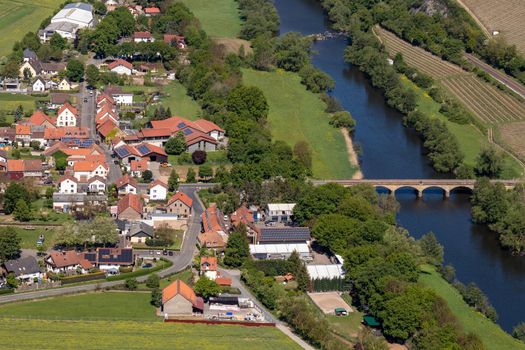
(14, 105, 24, 122)
(6, 273, 19, 289)
(355, 328, 388, 350)
(125, 278, 138, 290)
(419, 232, 444, 266)
(192, 150, 207, 165)
(198, 165, 213, 180)
(513, 322, 525, 342)
(0, 227, 21, 263)
(151, 287, 162, 307)
(298, 64, 335, 93)
(194, 275, 221, 299)
(164, 132, 186, 155)
(274, 32, 311, 72)
(50, 33, 66, 51)
(4, 182, 30, 215)
(142, 170, 153, 183)
(186, 168, 196, 183)
(146, 274, 160, 289)
(13, 199, 32, 222)
(226, 86, 269, 122)
(224, 225, 250, 267)
(287, 251, 309, 292)
(168, 170, 179, 192)
(475, 147, 503, 178)
(66, 59, 85, 82)
(329, 111, 356, 132)
(293, 141, 312, 170)
(93, 1, 107, 15)
(85, 64, 100, 87)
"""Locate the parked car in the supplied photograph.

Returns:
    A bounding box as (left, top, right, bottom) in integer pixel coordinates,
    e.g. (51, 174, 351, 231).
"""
(162, 249, 168, 256)
(168, 251, 174, 256)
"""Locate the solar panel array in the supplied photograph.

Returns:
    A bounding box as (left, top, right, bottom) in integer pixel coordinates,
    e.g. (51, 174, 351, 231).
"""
(177, 122, 186, 128)
(115, 147, 130, 158)
(137, 144, 150, 155)
(183, 128, 193, 135)
(259, 227, 311, 243)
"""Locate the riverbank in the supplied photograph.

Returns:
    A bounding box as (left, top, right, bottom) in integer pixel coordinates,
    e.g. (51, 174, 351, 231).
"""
(341, 128, 363, 179)
(420, 265, 525, 350)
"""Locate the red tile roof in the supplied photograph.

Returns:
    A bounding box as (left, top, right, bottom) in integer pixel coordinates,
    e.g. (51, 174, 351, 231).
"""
(230, 206, 254, 227)
(47, 251, 92, 269)
(133, 31, 152, 39)
(200, 256, 217, 271)
(130, 158, 148, 172)
(162, 279, 199, 307)
(198, 231, 225, 248)
(163, 34, 185, 44)
(148, 179, 167, 189)
(193, 119, 224, 133)
(201, 204, 225, 233)
(28, 111, 55, 127)
(58, 174, 78, 183)
(215, 277, 232, 286)
(7, 159, 42, 173)
(116, 174, 138, 189)
(144, 7, 160, 14)
(117, 193, 143, 215)
(44, 127, 90, 140)
(57, 102, 78, 117)
(108, 59, 133, 71)
(15, 124, 31, 135)
(167, 191, 193, 207)
(97, 93, 115, 105)
(97, 120, 119, 137)
(73, 161, 108, 172)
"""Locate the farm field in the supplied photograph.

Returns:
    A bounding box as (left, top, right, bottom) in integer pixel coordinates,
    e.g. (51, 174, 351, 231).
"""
(0, 318, 300, 350)
(400, 77, 523, 178)
(376, 26, 525, 125)
(242, 68, 357, 179)
(0, 0, 63, 57)
(176, 0, 241, 38)
(420, 265, 525, 350)
(0, 93, 46, 113)
(460, 0, 525, 55)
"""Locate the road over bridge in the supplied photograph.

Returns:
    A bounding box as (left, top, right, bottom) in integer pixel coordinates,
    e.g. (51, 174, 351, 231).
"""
(311, 179, 522, 197)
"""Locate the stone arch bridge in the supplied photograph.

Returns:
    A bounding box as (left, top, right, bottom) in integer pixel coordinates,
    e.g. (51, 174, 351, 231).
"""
(311, 179, 521, 198)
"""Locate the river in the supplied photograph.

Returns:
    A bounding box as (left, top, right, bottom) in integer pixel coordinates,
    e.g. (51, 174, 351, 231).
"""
(274, 0, 525, 332)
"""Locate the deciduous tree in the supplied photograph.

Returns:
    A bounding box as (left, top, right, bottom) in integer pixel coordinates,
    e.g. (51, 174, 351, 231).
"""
(0, 227, 21, 263)
(194, 275, 221, 299)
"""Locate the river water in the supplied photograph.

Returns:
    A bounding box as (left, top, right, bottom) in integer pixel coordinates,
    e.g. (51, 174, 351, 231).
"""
(274, 0, 525, 332)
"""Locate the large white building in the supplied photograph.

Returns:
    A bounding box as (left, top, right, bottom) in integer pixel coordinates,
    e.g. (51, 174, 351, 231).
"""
(40, 3, 94, 41)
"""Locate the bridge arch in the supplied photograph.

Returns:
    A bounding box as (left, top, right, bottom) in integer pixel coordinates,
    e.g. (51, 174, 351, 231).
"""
(421, 186, 447, 197)
(393, 186, 422, 197)
(449, 186, 474, 195)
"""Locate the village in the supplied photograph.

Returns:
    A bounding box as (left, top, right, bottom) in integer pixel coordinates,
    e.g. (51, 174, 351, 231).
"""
(0, 1, 353, 330)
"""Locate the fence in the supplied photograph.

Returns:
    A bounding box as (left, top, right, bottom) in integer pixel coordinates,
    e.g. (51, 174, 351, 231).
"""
(164, 318, 276, 327)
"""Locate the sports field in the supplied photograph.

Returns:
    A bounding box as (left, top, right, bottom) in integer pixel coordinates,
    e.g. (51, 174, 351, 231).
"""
(242, 68, 357, 179)
(0, 0, 63, 57)
(0, 291, 300, 349)
(176, 0, 241, 38)
(419, 265, 525, 350)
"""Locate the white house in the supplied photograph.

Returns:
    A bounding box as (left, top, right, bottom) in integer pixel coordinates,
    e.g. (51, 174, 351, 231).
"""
(58, 78, 71, 91)
(148, 180, 168, 201)
(58, 175, 78, 194)
(116, 174, 138, 195)
(56, 102, 78, 127)
(87, 176, 106, 193)
(112, 92, 133, 105)
(266, 203, 296, 223)
(32, 77, 46, 92)
(108, 59, 133, 75)
(3, 256, 43, 284)
(133, 31, 155, 43)
(200, 256, 217, 280)
(73, 161, 109, 181)
(45, 250, 92, 274)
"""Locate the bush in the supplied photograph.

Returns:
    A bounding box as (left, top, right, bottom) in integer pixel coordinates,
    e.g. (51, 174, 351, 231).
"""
(125, 278, 138, 290)
(329, 111, 356, 132)
(252, 260, 291, 276)
(192, 150, 207, 165)
(146, 273, 160, 289)
(119, 266, 133, 273)
(145, 238, 170, 247)
(60, 271, 106, 285)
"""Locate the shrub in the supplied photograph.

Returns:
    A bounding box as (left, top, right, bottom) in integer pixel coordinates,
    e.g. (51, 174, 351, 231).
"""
(119, 266, 133, 273)
(60, 271, 106, 285)
(125, 278, 138, 290)
(192, 150, 207, 165)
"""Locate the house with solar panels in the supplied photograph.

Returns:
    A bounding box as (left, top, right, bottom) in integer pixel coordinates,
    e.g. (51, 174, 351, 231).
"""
(114, 142, 168, 167)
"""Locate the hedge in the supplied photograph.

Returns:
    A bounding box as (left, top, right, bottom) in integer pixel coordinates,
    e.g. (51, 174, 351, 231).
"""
(61, 271, 106, 285)
(0, 288, 14, 295)
(106, 258, 172, 281)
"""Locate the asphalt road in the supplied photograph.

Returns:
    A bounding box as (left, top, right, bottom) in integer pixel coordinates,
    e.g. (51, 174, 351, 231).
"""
(0, 185, 205, 304)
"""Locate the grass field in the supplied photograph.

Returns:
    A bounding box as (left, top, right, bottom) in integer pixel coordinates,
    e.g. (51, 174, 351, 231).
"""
(159, 81, 202, 120)
(0, 93, 45, 112)
(400, 76, 523, 178)
(0, 292, 158, 321)
(176, 0, 241, 38)
(0, 318, 301, 350)
(419, 265, 525, 350)
(461, 0, 525, 55)
(376, 26, 525, 125)
(0, 0, 63, 57)
(242, 69, 356, 179)
(0, 291, 300, 349)
(13, 227, 57, 250)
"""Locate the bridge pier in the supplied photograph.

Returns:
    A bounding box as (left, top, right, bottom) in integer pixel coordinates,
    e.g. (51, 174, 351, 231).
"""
(444, 189, 450, 198)
(416, 190, 423, 198)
